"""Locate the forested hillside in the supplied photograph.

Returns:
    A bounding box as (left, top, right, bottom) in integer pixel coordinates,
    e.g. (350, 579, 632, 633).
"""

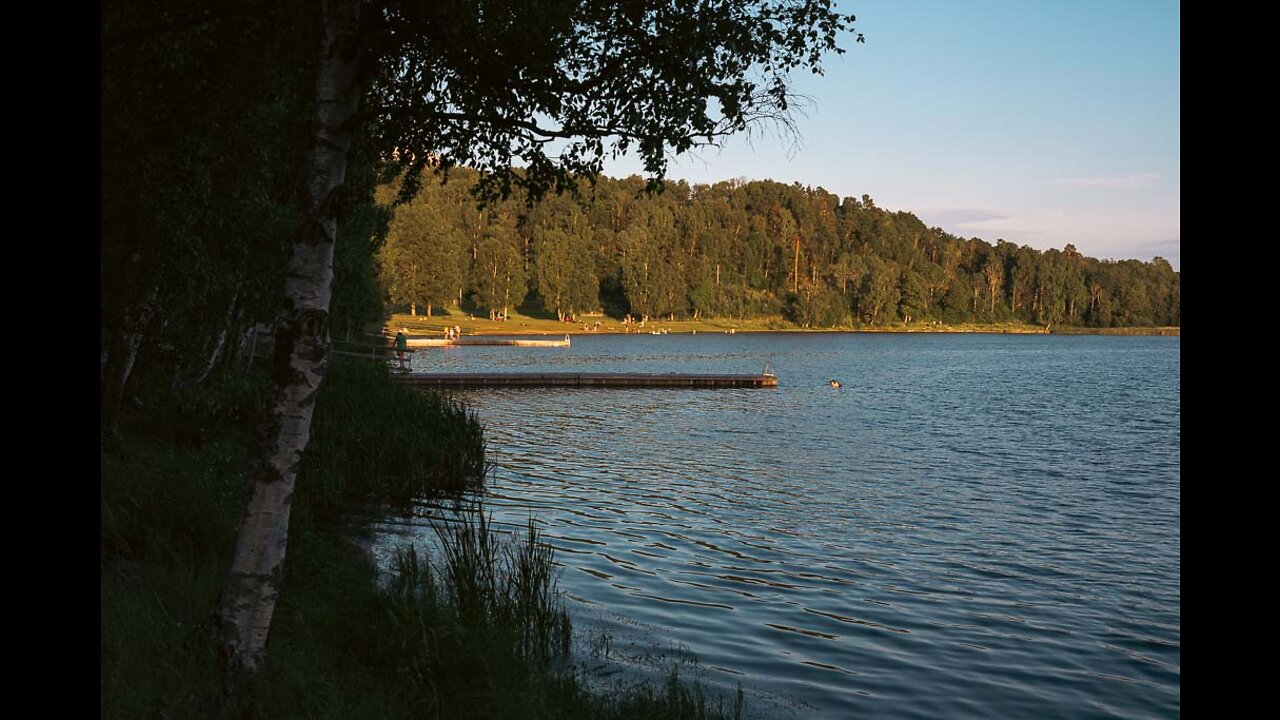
(379, 168, 1180, 328)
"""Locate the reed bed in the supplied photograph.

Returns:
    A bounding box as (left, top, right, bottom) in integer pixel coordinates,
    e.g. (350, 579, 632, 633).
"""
(103, 359, 738, 719)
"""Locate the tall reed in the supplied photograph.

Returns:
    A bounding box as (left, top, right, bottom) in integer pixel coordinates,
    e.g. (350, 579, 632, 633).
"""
(103, 361, 739, 719)
(299, 356, 488, 514)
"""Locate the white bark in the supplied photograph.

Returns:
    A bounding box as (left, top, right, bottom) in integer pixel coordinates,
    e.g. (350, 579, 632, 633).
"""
(101, 283, 159, 446)
(241, 324, 259, 369)
(215, 0, 363, 676)
(185, 291, 238, 387)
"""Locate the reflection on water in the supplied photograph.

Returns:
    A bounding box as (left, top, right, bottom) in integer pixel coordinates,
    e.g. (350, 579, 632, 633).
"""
(373, 333, 1180, 719)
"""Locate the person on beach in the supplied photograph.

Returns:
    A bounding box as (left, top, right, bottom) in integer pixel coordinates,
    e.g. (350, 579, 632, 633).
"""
(394, 330, 408, 369)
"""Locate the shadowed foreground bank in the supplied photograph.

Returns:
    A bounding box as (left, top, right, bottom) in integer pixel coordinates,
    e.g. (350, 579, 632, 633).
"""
(101, 358, 740, 719)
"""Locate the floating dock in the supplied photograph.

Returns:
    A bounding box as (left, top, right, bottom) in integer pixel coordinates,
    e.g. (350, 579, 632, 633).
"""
(392, 372, 777, 389)
(406, 335, 570, 348)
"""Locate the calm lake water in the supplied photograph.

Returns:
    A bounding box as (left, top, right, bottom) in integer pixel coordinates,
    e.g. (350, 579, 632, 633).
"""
(371, 332, 1180, 719)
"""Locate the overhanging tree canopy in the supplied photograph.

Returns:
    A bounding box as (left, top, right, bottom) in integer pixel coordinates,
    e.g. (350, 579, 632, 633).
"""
(365, 0, 862, 202)
(193, 0, 862, 677)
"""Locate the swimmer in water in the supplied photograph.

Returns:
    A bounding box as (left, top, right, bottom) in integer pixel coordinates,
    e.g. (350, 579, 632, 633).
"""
(829, 379, 842, 388)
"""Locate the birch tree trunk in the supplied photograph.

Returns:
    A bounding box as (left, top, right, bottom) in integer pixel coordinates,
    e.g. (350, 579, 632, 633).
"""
(181, 291, 239, 389)
(239, 323, 259, 369)
(215, 0, 363, 677)
(101, 282, 159, 449)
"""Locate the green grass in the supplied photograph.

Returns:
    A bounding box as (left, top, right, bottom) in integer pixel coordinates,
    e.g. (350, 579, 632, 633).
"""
(386, 309, 1174, 337)
(102, 359, 739, 719)
(299, 357, 488, 516)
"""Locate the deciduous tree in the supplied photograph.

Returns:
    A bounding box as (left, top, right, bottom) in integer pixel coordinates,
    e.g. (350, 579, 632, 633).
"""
(121, 0, 862, 676)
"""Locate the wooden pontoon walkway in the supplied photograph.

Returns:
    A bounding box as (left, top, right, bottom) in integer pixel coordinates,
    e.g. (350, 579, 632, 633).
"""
(406, 335, 570, 348)
(392, 372, 777, 389)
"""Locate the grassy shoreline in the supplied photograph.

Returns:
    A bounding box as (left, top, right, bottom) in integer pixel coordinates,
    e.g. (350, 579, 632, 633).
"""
(383, 310, 1179, 338)
(102, 359, 740, 719)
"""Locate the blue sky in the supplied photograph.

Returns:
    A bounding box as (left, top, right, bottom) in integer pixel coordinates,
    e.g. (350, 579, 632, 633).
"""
(600, 1, 1181, 269)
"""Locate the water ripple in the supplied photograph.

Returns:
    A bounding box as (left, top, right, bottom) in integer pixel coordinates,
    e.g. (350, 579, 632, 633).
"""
(377, 333, 1180, 719)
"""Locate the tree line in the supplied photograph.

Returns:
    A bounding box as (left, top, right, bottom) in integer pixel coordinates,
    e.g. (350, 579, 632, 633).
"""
(380, 168, 1180, 328)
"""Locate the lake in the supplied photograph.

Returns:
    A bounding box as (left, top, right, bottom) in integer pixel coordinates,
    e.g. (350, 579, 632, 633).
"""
(371, 332, 1180, 719)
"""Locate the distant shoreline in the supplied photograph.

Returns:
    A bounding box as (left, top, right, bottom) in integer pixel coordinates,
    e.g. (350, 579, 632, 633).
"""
(383, 313, 1179, 338)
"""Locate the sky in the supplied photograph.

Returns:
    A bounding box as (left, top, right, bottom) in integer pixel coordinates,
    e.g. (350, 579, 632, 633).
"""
(599, 1, 1181, 270)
